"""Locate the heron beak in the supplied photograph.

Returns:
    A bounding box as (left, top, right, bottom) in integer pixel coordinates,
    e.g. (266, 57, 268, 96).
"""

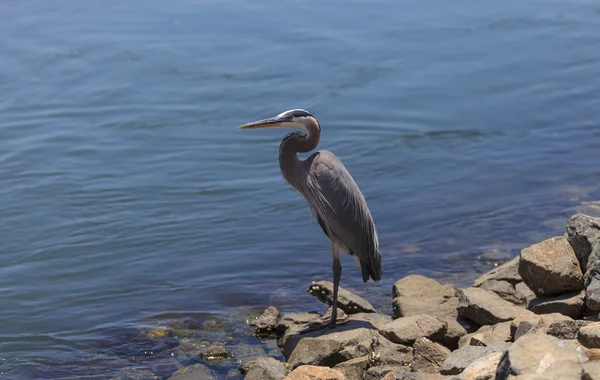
(237, 117, 290, 130)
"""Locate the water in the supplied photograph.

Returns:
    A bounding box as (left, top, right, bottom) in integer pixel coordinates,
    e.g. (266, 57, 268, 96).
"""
(1, 0, 600, 378)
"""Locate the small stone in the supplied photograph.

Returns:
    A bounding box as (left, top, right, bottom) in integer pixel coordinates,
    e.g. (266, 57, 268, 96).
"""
(515, 282, 536, 305)
(457, 287, 534, 325)
(307, 281, 375, 314)
(510, 314, 542, 341)
(567, 213, 600, 310)
(283, 365, 344, 380)
(528, 290, 586, 319)
(240, 357, 287, 380)
(348, 312, 392, 330)
(412, 337, 451, 374)
(333, 356, 368, 380)
(322, 306, 348, 323)
(578, 322, 600, 348)
(441, 345, 494, 375)
(479, 279, 526, 305)
(250, 306, 280, 336)
(474, 256, 522, 286)
(378, 315, 447, 345)
(167, 364, 215, 380)
(461, 351, 504, 380)
(200, 345, 229, 360)
(458, 322, 512, 348)
(518, 236, 584, 297)
(146, 327, 174, 339)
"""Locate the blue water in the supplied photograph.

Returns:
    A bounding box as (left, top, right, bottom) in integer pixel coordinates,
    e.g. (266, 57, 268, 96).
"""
(1, 0, 600, 378)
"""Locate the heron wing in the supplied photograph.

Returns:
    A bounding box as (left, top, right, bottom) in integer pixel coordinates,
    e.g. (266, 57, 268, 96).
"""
(308, 150, 382, 282)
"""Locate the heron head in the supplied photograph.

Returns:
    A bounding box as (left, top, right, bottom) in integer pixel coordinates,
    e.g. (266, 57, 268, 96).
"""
(237, 109, 318, 132)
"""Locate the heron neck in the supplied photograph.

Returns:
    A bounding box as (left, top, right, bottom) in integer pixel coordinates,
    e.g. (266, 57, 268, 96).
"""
(278, 122, 320, 187)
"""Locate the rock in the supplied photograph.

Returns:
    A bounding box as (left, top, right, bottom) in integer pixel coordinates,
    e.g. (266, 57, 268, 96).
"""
(283, 365, 345, 380)
(440, 342, 507, 376)
(507, 333, 588, 377)
(392, 275, 466, 348)
(322, 306, 348, 324)
(460, 351, 504, 380)
(440, 317, 473, 350)
(378, 315, 447, 345)
(379, 369, 446, 380)
(528, 290, 586, 319)
(308, 281, 376, 314)
(458, 322, 512, 348)
(567, 213, 600, 310)
(518, 236, 584, 297)
(578, 322, 600, 348)
(200, 344, 229, 360)
(474, 256, 522, 286)
(229, 343, 267, 362)
(583, 361, 600, 380)
(514, 281, 536, 305)
(240, 357, 287, 380)
(167, 364, 215, 380)
(276, 312, 322, 336)
(286, 327, 374, 368)
(348, 312, 392, 330)
(333, 356, 368, 380)
(479, 280, 527, 305)
(510, 313, 579, 341)
(457, 287, 534, 325)
(412, 337, 451, 374)
(111, 368, 160, 380)
(510, 314, 542, 341)
(250, 306, 280, 336)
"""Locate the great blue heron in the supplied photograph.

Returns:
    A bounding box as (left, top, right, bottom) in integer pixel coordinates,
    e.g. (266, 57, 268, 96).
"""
(238, 109, 382, 329)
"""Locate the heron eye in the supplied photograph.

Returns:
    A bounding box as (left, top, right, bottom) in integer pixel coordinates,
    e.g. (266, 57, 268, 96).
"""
(287, 116, 293, 120)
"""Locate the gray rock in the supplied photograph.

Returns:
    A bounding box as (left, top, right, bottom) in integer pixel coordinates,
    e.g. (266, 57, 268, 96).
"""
(377, 369, 446, 380)
(457, 287, 534, 325)
(378, 315, 447, 345)
(322, 305, 348, 323)
(412, 337, 451, 374)
(510, 313, 579, 341)
(509, 313, 542, 341)
(111, 369, 160, 380)
(578, 322, 600, 348)
(528, 290, 586, 319)
(307, 280, 375, 314)
(506, 333, 586, 377)
(241, 357, 287, 380)
(200, 345, 229, 360)
(567, 213, 600, 310)
(479, 279, 527, 305)
(460, 351, 505, 380)
(333, 356, 368, 380)
(250, 306, 280, 336)
(458, 321, 512, 348)
(283, 365, 345, 380)
(392, 275, 465, 348)
(518, 236, 584, 297)
(348, 312, 392, 330)
(515, 281, 536, 305)
(276, 312, 322, 336)
(440, 345, 494, 375)
(474, 256, 522, 286)
(167, 364, 215, 380)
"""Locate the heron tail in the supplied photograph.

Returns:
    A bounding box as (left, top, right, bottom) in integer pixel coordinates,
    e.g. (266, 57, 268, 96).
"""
(359, 249, 382, 283)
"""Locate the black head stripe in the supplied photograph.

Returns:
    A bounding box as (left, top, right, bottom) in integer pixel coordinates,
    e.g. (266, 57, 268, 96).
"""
(287, 109, 313, 118)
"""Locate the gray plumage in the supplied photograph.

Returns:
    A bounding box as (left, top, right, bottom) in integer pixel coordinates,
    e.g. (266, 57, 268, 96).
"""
(238, 109, 382, 328)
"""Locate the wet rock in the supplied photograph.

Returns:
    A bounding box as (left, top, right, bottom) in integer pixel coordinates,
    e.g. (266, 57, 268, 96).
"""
(111, 368, 160, 380)
(518, 236, 584, 297)
(378, 315, 447, 345)
(146, 327, 174, 339)
(250, 306, 280, 336)
(578, 322, 600, 348)
(348, 312, 392, 330)
(200, 344, 229, 360)
(457, 287, 534, 325)
(286, 327, 374, 368)
(308, 280, 376, 314)
(458, 321, 512, 348)
(229, 343, 267, 362)
(392, 275, 465, 348)
(506, 333, 587, 377)
(460, 351, 504, 380)
(412, 337, 451, 374)
(528, 290, 586, 319)
(167, 364, 215, 380)
(440, 342, 507, 376)
(567, 213, 600, 310)
(240, 357, 287, 380)
(333, 356, 368, 380)
(283, 365, 344, 380)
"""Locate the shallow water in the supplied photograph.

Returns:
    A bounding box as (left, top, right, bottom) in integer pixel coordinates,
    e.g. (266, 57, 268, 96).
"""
(1, 0, 600, 378)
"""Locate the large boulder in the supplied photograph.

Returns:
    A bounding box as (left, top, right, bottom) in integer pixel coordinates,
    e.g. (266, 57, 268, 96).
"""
(250, 306, 280, 336)
(457, 287, 534, 325)
(566, 213, 600, 310)
(578, 322, 600, 348)
(378, 315, 447, 345)
(241, 357, 288, 380)
(308, 281, 376, 314)
(506, 333, 589, 377)
(392, 275, 466, 347)
(528, 290, 586, 319)
(283, 365, 345, 380)
(412, 337, 451, 374)
(518, 236, 584, 297)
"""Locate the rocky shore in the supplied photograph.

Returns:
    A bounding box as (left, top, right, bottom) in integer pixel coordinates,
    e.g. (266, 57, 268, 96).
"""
(144, 213, 600, 379)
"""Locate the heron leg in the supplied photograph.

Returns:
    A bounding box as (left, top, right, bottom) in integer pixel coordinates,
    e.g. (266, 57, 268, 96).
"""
(329, 243, 342, 329)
